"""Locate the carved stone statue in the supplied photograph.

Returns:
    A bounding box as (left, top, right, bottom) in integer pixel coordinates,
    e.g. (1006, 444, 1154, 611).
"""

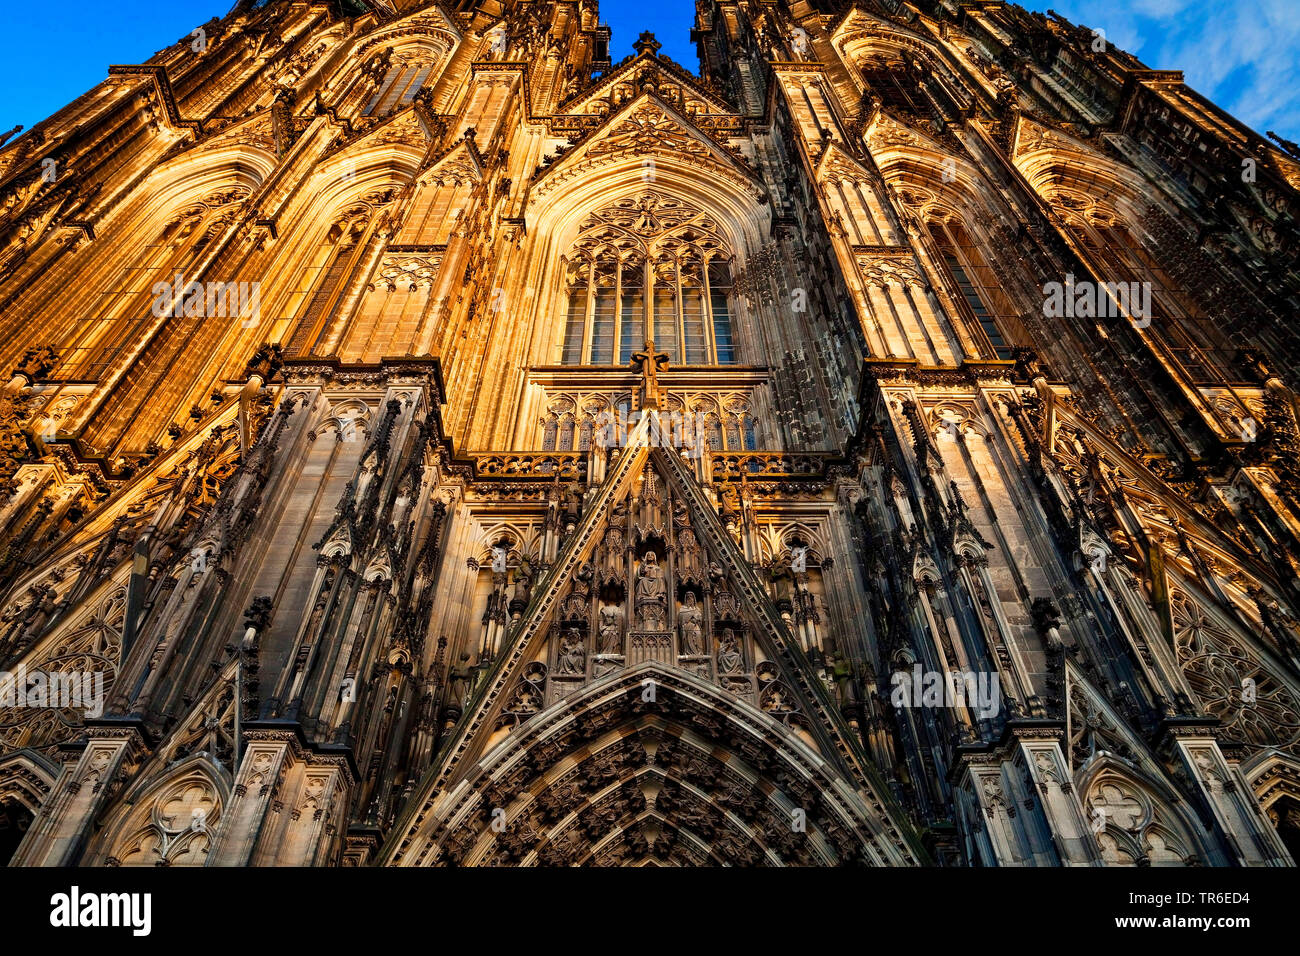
(635, 551, 667, 630)
(828, 652, 858, 708)
(556, 628, 586, 676)
(790, 544, 808, 574)
(12, 586, 56, 652)
(707, 561, 725, 586)
(513, 553, 534, 603)
(600, 516, 626, 583)
(717, 628, 742, 674)
(598, 602, 624, 654)
(447, 652, 473, 705)
(678, 591, 704, 655)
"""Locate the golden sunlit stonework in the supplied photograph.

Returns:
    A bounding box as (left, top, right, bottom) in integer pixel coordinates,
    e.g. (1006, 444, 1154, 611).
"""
(0, 0, 1298, 867)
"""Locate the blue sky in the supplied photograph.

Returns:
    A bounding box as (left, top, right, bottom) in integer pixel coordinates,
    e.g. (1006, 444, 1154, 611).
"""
(0, 1, 1294, 141)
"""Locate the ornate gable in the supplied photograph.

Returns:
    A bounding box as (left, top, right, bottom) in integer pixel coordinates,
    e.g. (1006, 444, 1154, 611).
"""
(383, 414, 922, 865)
(528, 94, 764, 205)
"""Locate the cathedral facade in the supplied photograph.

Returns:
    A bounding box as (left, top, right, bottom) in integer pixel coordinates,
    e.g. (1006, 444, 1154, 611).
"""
(0, 0, 1298, 867)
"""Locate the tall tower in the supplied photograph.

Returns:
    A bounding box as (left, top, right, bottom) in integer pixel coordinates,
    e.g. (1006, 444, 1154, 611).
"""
(0, 0, 1298, 867)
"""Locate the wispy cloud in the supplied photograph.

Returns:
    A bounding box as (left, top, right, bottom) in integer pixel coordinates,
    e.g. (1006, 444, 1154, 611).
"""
(1030, 0, 1300, 140)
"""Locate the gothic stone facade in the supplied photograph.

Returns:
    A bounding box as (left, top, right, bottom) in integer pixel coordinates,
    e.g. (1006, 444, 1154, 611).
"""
(0, 0, 1298, 867)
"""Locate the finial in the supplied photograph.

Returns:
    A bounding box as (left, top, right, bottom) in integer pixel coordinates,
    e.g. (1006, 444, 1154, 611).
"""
(633, 31, 661, 57)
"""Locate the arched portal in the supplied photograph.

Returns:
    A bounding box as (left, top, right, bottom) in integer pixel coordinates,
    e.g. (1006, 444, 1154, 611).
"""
(0, 800, 32, 866)
(0, 749, 57, 866)
(386, 663, 921, 867)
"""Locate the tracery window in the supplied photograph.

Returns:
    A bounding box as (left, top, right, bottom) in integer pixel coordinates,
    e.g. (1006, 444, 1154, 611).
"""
(282, 199, 388, 356)
(52, 189, 245, 380)
(364, 55, 435, 115)
(857, 54, 934, 118)
(539, 394, 758, 451)
(927, 218, 1016, 360)
(1065, 209, 1231, 382)
(560, 194, 738, 366)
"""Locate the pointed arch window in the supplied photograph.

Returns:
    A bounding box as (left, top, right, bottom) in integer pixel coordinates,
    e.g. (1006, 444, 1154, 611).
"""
(590, 260, 617, 363)
(52, 190, 247, 380)
(1068, 214, 1230, 382)
(652, 258, 681, 361)
(704, 414, 723, 450)
(364, 56, 434, 116)
(618, 258, 643, 364)
(560, 193, 739, 366)
(708, 260, 736, 363)
(857, 54, 935, 119)
(724, 417, 741, 450)
(557, 414, 575, 451)
(928, 218, 1018, 360)
(283, 214, 371, 357)
(560, 261, 587, 365)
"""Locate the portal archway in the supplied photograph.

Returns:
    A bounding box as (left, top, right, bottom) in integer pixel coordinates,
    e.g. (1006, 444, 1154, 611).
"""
(385, 664, 921, 866)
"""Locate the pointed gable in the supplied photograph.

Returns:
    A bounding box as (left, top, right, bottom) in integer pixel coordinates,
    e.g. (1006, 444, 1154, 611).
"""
(397, 412, 917, 844)
(528, 93, 764, 206)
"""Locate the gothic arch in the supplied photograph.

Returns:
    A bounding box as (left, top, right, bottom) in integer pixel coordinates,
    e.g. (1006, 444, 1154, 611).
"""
(383, 663, 920, 866)
(311, 137, 426, 202)
(519, 104, 773, 376)
(1015, 137, 1240, 373)
(930, 400, 988, 440)
(317, 398, 373, 443)
(0, 749, 54, 864)
(883, 156, 996, 220)
(1242, 749, 1300, 862)
(0, 580, 125, 757)
(139, 144, 275, 215)
(832, 14, 954, 79)
(866, 144, 1034, 361)
(555, 191, 741, 366)
(1075, 758, 1211, 866)
(352, 10, 461, 61)
(340, 8, 461, 116)
(540, 186, 762, 278)
(527, 133, 769, 258)
(773, 523, 828, 564)
(0, 749, 58, 819)
(354, 31, 455, 67)
(88, 752, 230, 867)
(26, 144, 276, 450)
(1013, 125, 1170, 227)
(473, 524, 540, 568)
(834, 28, 967, 119)
(1, 147, 270, 380)
(533, 95, 765, 196)
(270, 176, 416, 358)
